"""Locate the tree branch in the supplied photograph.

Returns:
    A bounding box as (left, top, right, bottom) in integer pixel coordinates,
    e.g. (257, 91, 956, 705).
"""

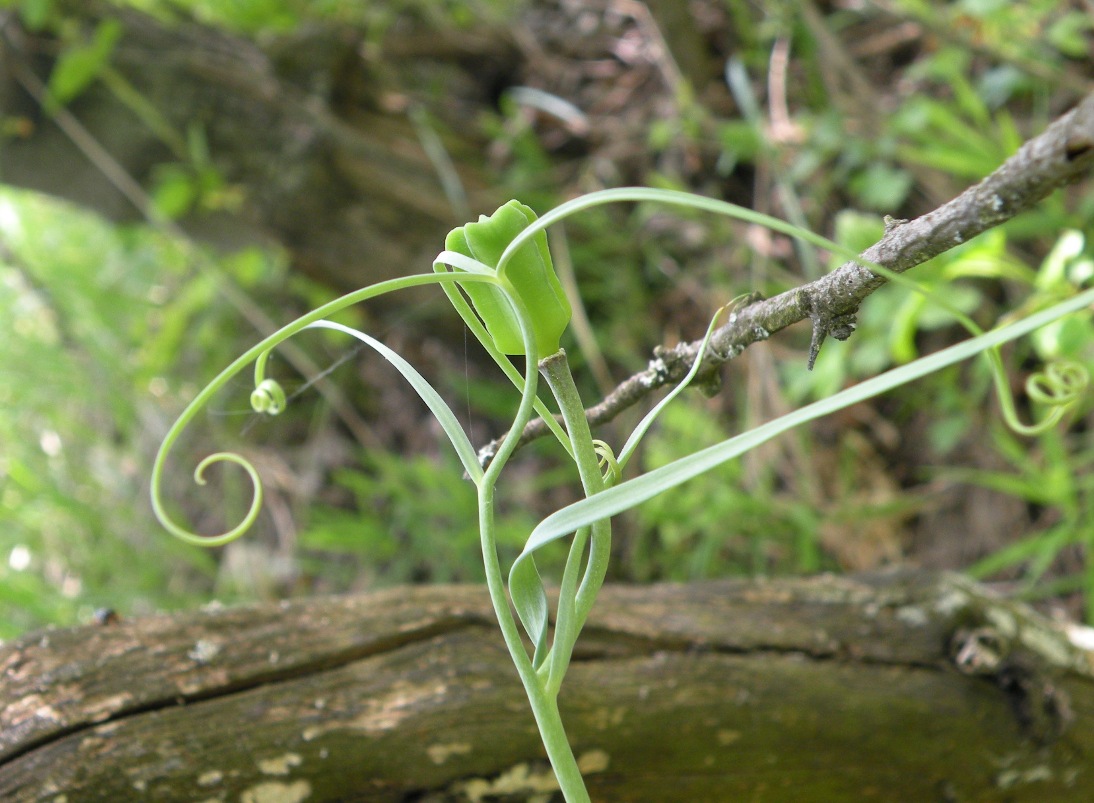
(478, 91, 1094, 464)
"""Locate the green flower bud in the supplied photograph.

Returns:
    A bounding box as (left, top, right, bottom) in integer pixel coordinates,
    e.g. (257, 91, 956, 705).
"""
(445, 200, 571, 356)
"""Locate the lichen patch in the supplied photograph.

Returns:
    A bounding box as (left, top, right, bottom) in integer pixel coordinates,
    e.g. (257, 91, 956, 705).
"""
(717, 729, 741, 745)
(197, 769, 224, 786)
(589, 706, 626, 730)
(894, 605, 928, 628)
(347, 680, 448, 733)
(426, 742, 472, 765)
(258, 753, 303, 776)
(240, 780, 312, 803)
(450, 762, 559, 803)
(577, 749, 610, 773)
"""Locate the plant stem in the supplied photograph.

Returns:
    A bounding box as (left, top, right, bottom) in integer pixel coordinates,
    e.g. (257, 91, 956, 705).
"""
(540, 351, 612, 693)
(472, 340, 590, 801)
(531, 697, 590, 803)
(477, 487, 591, 802)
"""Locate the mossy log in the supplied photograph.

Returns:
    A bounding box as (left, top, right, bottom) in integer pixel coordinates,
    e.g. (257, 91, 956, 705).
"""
(3, 571, 1094, 801)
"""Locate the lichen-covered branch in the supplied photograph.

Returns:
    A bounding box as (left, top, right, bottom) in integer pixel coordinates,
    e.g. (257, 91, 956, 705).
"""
(481, 91, 1094, 461)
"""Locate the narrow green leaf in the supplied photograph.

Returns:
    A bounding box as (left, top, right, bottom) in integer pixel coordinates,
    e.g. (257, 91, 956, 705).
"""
(509, 553, 549, 666)
(512, 289, 1094, 565)
(617, 304, 726, 471)
(304, 320, 482, 484)
(153, 270, 498, 546)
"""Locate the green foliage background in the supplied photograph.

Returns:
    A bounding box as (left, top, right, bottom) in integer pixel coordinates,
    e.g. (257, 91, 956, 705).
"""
(1, 0, 1093, 638)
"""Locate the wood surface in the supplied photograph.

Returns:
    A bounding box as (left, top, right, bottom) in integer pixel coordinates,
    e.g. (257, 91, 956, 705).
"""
(3, 571, 1093, 801)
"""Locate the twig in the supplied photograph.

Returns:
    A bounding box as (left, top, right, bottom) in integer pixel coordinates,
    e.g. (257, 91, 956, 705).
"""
(480, 91, 1094, 461)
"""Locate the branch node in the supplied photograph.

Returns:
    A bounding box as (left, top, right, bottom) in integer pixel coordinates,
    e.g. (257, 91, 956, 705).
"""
(883, 215, 910, 232)
(827, 312, 858, 342)
(803, 285, 858, 370)
(645, 351, 672, 387)
(476, 442, 498, 470)
(807, 315, 827, 371)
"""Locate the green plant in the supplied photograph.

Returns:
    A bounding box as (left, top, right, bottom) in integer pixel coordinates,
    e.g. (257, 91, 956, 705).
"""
(152, 187, 1090, 799)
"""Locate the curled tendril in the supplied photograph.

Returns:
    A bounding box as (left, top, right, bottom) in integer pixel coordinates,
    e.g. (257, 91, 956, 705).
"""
(150, 348, 282, 549)
(1026, 360, 1089, 406)
(152, 269, 498, 550)
(592, 439, 620, 486)
(251, 378, 286, 416)
(994, 356, 1091, 436)
(151, 448, 264, 548)
(189, 453, 264, 544)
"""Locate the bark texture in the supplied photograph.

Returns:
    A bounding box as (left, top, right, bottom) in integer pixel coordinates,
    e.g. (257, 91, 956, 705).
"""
(3, 572, 1094, 801)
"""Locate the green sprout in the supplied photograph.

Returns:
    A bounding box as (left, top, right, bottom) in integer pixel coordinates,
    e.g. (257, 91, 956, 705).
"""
(152, 189, 1092, 801)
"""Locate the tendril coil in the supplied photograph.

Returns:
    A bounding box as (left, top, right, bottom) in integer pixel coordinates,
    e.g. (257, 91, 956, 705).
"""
(592, 439, 620, 486)
(151, 270, 501, 550)
(150, 345, 286, 547)
(1026, 360, 1089, 407)
(996, 357, 1090, 436)
(250, 378, 286, 416)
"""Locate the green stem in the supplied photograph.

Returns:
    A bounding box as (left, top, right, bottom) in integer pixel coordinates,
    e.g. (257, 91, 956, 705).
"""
(478, 483, 590, 801)
(543, 524, 590, 690)
(467, 296, 589, 800)
(539, 351, 612, 694)
(533, 697, 590, 803)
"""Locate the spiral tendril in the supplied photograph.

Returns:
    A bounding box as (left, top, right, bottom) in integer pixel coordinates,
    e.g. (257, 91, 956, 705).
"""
(1026, 360, 1088, 407)
(995, 356, 1090, 436)
(592, 439, 620, 486)
(152, 269, 503, 549)
(250, 378, 286, 416)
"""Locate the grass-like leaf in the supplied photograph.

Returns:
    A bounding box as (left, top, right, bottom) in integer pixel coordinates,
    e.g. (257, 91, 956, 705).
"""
(512, 288, 1094, 567)
(303, 320, 482, 483)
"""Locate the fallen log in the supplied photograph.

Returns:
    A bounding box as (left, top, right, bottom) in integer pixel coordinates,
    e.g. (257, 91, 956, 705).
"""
(3, 570, 1093, 801)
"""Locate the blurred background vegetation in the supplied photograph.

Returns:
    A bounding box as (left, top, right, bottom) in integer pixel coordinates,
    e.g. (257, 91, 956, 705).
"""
(1, 0, 1092, 638)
